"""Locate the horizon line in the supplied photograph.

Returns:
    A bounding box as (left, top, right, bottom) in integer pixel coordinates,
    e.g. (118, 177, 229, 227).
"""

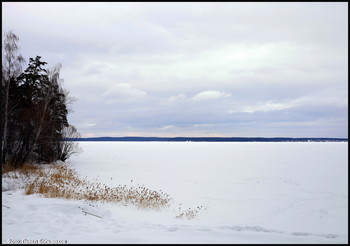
(77, 136, 348, 139)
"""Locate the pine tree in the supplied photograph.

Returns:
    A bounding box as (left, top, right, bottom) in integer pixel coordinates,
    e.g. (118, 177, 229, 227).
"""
(2, 31, 80, 167)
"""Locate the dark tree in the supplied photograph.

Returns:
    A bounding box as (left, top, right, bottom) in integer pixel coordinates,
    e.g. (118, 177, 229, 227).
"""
(1, 31, 80, 168)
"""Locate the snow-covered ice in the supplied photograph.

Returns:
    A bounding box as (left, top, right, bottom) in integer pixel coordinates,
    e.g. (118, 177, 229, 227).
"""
(2, 142, 348, 243)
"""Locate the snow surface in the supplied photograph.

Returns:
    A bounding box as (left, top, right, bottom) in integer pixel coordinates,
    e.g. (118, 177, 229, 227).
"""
(2, 142, 348, 244)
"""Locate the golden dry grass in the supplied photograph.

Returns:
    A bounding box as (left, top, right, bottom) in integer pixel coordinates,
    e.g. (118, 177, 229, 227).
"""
(22, 164, 172, 210)
(4, 163, 204, 218)
(2, 163, 45, 180)
(176, 205, 206, 220)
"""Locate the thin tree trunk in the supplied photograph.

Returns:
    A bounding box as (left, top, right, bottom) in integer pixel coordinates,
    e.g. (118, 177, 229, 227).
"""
(1, 58, 12, 166)
(2, 83, 9, 165)
(1, 31, 25, 166)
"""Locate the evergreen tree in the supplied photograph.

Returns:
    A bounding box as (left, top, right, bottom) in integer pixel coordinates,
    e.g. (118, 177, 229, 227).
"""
(1, 32, 80, 168)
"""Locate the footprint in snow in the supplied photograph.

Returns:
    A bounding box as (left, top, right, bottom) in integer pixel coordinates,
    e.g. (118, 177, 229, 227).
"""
(197, 228, 211, 232)
(167, 227, 178, 232)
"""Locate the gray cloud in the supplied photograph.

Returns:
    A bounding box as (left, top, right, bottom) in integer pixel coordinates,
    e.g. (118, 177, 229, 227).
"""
(103, 83, 147, 103)
(2, 2, 348, 137)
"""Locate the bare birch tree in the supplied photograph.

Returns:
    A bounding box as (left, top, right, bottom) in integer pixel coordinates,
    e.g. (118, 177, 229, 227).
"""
(1, 31, 25, 166)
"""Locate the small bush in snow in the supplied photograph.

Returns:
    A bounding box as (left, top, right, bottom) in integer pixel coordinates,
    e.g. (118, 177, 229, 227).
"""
(176, 205, 206, 220)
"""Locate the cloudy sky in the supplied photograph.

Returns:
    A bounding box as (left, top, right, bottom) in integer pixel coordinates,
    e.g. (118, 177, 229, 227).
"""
(2, 2, 348, 138)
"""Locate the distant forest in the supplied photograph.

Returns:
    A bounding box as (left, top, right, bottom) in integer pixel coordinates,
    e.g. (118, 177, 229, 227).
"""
(74, 137, 348, 142)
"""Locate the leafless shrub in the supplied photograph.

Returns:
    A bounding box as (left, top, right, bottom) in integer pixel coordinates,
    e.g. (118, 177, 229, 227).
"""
(176, 205, 206, 220)
(58, 125, 82, 162)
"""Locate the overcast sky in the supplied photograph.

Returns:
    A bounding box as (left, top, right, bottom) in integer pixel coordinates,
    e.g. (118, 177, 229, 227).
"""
(2, 2, 348, 138)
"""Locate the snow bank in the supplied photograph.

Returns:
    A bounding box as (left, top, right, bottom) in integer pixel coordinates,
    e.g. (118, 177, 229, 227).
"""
(2, 142, 348, 243)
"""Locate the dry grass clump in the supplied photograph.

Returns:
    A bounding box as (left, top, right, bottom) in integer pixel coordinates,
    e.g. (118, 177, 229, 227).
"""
(2, 163, 45, 180)
(24, 164, 172, 210)
(176, 205, 206, 220)
(4, 163, 205, 219)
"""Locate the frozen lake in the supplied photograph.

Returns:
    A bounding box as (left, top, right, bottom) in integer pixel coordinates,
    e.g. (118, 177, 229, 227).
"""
(3, 141, 348, 243)
(71, 142, 348, 235)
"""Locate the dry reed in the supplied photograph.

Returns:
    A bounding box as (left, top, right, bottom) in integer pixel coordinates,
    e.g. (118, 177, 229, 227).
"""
(22, 164, 171, 210)
(4, 163, 204, 218)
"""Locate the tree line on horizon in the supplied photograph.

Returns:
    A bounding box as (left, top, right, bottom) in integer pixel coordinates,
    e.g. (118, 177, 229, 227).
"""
(1, 31, 80, 168)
